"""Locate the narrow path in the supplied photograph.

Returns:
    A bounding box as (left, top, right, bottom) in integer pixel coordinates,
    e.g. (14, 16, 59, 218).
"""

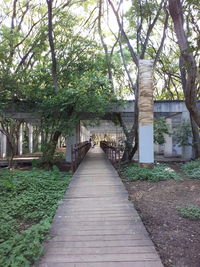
(39, 147, 163, 267)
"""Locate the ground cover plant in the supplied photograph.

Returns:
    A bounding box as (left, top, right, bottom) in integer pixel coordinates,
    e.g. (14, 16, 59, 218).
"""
(181, 160, 200, 179)
(122, 163, 181, 182)
(177, 205, 200, 220)
(0, 168, 71, 267)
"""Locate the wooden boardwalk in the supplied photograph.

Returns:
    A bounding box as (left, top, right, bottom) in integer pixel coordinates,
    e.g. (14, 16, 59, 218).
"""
(38, 147, 163, 267)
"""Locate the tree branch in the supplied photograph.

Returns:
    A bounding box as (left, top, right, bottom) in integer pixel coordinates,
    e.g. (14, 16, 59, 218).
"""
(46, 0, 59, 92)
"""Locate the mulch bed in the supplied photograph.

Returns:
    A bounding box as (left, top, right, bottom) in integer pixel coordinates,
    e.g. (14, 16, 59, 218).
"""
(123, 164, 200, 267)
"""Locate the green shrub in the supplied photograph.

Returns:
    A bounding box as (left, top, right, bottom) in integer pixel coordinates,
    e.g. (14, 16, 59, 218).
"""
(181, 160, 200, 179)
(122, 163, 181, 182)
(177, 205, 200, 220)
(0, 169, 71, 266)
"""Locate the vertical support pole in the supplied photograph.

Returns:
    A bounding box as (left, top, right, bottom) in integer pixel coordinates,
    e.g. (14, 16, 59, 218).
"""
(76, 122, 80, 143)
(0, 132, 7, 158)
(164, 118, 173, 157)
(38, 133, 42, 151)
(138, 60, 154, 166)
(28, 124, 33, 153)
(66, 127, 77, 163)
(181, 111, 192, 159)
(18, 123, 23, 155)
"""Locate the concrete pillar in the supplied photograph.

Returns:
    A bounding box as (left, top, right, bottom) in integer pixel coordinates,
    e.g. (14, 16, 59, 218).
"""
(80, 122, 91, 142)
(76, 122, 80, 143)
(138, 59, 154, 166)
(181, 111, 192, 159)
(66, 134, 76, 162)
(38, 133, 42, 151)
(0, 132, 7, 158)
(18, 123, 23, 155)
(66, 124, 81, 163)
(154, 144, 159, 154)
(164, 118, 173, 157)
(28, 124, 33, 153)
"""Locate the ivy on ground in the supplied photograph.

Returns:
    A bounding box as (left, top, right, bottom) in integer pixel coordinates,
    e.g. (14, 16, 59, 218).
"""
(122, 163, 181, 182)
(177, 205, 200, 220)
(181, 160, 200, 179)
(0, 168, 71, 267)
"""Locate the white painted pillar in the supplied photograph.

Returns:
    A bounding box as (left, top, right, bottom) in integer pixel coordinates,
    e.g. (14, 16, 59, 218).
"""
(18, 124, 23, 155)
(66, 134, 76, 163)
(164, 118, 173, 157)
(154, 144, 159, 154)
(38, 133, 42, 151)
(181, 111, 192, 159)
(28, 124, 33, 153)
(0, 132, 7, 158)
(138, 59, 154, 166)
(66, 124, 81, 162)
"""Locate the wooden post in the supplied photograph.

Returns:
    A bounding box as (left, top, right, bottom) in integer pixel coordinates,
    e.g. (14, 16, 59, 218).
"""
(138, 60, 154, 167)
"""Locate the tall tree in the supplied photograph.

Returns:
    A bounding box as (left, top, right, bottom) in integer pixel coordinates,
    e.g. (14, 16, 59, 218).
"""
(107, 0, 168, 161)
(168, 0, 200, 127)
(168, 0, 200, 157)
(46, 0, 59, 92)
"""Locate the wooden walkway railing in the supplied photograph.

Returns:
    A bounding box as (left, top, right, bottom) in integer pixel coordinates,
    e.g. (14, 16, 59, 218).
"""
(100, 141, 121, 169)
(71, 141, 91, 172)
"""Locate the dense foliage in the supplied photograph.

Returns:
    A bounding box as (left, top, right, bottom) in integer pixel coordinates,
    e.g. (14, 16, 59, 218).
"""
(122, 163, 180, 182)
(177, 205, 200, 220)
(154, 117, 171, 144)
(173, 120, 192, 147)
(182, 160, 200, 179)
(0, 168, 71, 266)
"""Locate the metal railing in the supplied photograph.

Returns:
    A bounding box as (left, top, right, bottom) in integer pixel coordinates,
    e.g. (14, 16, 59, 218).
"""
(71, 141, 91, 172)
(100, 141, 121, 169)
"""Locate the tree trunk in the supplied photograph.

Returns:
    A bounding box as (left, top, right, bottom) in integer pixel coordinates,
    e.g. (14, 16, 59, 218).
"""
(46, 0, 59, 92)
(41, 130, 61, 169)
(168, 0, 200, 127)
(190, 116, 200, 159)
(7, 137, 17, 169)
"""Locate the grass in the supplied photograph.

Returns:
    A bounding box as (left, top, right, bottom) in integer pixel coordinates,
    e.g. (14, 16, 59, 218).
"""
(0, 167, 71, 267)
(181, 160, 200, 179)
(177, 205, 200, 220)
(122, 163, 181, 182)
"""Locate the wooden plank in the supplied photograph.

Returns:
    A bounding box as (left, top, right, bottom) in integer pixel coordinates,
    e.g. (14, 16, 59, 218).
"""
(38, 147, 163, 267)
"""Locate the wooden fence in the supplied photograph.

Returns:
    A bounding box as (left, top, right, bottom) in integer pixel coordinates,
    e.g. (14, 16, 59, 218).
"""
(100, 141, 121, 169)
(71, 141, 91, 172)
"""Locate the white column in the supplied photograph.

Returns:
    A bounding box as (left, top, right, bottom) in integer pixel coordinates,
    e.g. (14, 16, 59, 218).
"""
(138, 59, 154, 166)
(0, 132, 7, 158)
(181, 111, 192, 159)
(164, 118, 173, 157)
(80, 122, 90, 142)
(66, 132, 76, 163)
(28, 124, 33, 153)
(66, 124, 81, 162)
(154, 144, 159, 154)
(18, 124, 23, 155)
(38, 133, 42, 151)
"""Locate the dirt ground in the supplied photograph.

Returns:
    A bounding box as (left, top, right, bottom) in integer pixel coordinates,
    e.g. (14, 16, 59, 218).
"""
(123, 164, 200, 267)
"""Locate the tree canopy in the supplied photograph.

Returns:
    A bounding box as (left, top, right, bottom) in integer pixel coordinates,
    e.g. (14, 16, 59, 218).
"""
(0, 0, 199, 162)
